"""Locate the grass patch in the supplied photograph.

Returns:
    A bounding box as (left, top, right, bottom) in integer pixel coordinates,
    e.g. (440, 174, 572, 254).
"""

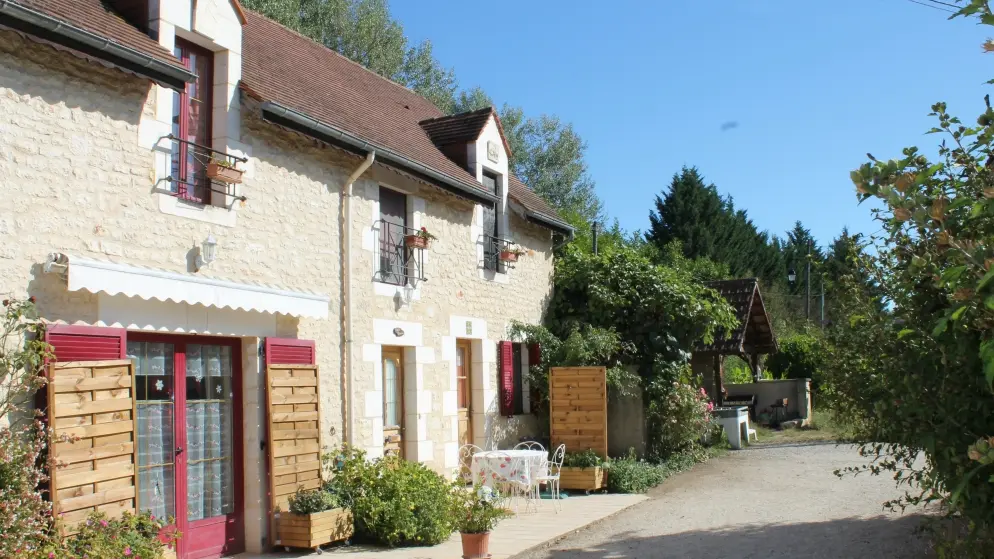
(752, 408, 845, 445)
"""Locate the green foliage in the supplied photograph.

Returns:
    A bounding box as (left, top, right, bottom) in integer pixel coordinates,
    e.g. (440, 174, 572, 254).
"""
(549, 244, 737, 379)
(646, 167, 783, 286)
(605, 450, 667, 494)
(288, 488, 341, 515)
(1, 298, 53, 424)
(448, 485, 512, 534)
(644, 380, 716, 461)
(0, 423, 54, 557)
(766, 332, 826, 389)
(39, 511, 177, 559)
(561, 449, 607, 468)
(326, 447, 453, 547)
(828, 52, 994, 548)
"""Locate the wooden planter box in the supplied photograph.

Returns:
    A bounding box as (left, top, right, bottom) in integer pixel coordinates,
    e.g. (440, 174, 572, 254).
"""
(275, 508, 354, 551)
(207, 161, 244, 184)
(559, 466, 607, 491)
(499, 250, 520, 263)
(405, 235, 430, 249)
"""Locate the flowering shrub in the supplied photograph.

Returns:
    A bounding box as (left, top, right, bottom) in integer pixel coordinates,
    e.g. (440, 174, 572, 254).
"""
(0, 422, 54, 558)
(413, 226, 437, 242)
(37, 511, 177, 559)
(448, 485, 512, 534)
(645, 381, 715, 461)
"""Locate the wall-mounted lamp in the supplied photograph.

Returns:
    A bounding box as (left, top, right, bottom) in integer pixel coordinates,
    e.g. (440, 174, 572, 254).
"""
(195, 233, 217, 272)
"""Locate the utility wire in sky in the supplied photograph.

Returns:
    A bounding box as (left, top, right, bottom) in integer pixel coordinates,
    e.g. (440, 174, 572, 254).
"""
(905, 0, 957, 13)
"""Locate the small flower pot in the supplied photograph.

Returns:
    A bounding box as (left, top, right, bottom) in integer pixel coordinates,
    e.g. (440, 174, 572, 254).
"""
(460, 531, 491, 559)
(275, 508, 353, 551)
(559, 466, 607, 491)
(499, 250, 520, 263)
(207, 161, 244, 184)
(405, 235, 430, 249)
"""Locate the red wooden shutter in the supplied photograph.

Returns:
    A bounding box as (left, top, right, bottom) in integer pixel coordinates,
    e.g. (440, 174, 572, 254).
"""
(498, 341, 514, 417)
(46, 325, 127, 361)
(265, 337, 316, 365)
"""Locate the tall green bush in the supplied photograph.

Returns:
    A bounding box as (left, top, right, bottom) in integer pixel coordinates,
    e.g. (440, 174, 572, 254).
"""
(828, 9, 994, 549)
(644, 379, 715, 461)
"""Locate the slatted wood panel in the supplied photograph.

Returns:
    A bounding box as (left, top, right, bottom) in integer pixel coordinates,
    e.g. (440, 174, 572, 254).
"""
(266, 364, 322, 517)
(48, 360, 138, 535)
(549, 367, 608, 458)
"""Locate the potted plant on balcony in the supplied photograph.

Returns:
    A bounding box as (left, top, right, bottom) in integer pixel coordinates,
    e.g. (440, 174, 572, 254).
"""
(499, 245, 526, 263)
(275, 488, 353, 552)
(206, 157, 244, 184)
(405, 226, 437, 249)
(559, 449, 608, 493)
(450, 484, 513, 559)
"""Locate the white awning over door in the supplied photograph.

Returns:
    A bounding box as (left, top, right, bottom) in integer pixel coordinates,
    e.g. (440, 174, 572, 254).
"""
(47, 253, 330, 320)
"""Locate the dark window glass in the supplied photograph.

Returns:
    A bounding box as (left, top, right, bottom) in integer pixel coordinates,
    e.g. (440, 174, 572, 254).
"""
(512, 343, 524, 415)
(171, 39, 213, 203)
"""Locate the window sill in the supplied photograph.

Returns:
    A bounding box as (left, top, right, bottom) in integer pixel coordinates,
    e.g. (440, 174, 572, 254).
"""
(158, 193, 238, 227)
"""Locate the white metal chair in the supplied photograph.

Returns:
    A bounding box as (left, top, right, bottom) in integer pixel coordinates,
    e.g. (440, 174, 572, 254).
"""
(535, 444, 566, 513)
(512, 440, 546, 452)
(458, 443, 483, 484)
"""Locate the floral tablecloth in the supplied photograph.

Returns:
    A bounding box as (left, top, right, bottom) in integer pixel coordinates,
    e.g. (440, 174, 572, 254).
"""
(471, 449, 547, 489)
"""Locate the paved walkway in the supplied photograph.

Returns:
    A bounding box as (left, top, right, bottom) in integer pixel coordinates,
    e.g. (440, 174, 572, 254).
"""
(513, 443, 935, 559)
(242, 493, 646, 559)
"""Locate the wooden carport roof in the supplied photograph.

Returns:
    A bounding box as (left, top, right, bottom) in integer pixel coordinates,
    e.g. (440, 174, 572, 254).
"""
(694, 278, 777, 356)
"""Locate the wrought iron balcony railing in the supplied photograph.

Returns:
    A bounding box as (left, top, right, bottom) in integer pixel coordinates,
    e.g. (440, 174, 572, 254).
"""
(483, 234, 515, 272)
(376, 220, 428, 286)
(164, 134, 248, 204)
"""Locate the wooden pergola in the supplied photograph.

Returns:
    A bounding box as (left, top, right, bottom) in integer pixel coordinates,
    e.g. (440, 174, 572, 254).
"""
(691, 278, 778, 404)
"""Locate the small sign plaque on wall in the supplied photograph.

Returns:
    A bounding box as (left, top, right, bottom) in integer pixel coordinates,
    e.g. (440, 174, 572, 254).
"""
(465, 321, 473, 336)
(486, 141, 499, 163)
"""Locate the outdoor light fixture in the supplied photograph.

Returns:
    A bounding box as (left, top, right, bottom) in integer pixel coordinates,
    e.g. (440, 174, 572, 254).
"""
(787, 268, 797, 284)
(196, 233, 218, 271)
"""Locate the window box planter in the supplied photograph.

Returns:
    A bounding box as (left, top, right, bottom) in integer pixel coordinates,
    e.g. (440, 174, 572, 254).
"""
(275, 508, 354, 551)
(207, 161, 244, 184)
(405, 235, 431, 249)
(499, 250, 521, 263)
(559, 466, 607, 491)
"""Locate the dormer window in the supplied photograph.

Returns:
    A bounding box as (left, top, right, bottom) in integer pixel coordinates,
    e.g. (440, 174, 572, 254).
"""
(171, 39, 214, 203)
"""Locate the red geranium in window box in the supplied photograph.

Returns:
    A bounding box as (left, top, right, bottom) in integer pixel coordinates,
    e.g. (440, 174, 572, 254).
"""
(405, 226, 437, 249)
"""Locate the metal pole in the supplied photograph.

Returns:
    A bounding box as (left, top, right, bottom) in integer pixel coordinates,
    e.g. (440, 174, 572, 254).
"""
(805, 240, 811, 320)
(820, 278, 825, 327)
(592, 222, 599, 255)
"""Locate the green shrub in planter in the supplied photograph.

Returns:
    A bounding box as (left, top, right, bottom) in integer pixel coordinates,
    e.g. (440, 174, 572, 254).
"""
(288, 487, 341, 515)
(561, 449, 606, 468)
(326, 447, 453, 547)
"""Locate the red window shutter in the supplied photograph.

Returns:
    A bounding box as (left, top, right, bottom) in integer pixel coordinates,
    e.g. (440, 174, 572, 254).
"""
(498, 341, 515, 417)
(265, 338, 316, 365)
(528, 343, 541, 367)
(45, 325, 127, 362)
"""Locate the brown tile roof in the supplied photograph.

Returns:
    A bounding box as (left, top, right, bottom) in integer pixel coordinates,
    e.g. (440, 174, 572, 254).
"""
(10, 0, 182, 67)
(240, 10, 567, 229)
(694, 278, 777, 355)
(419, 107, 512, 158)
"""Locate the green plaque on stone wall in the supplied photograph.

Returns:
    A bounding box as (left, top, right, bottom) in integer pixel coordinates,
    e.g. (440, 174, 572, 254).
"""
(466, 321, 473, 336)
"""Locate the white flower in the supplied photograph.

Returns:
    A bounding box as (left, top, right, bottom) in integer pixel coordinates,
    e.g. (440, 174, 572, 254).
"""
(477, 485, 495, 503)
(154, 379, 164, 391)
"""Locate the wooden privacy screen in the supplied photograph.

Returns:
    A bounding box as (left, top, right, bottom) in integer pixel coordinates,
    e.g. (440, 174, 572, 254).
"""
(265, 364, 322, 514)
(549, 367, 608, 458)
(48, 360, 138, 535)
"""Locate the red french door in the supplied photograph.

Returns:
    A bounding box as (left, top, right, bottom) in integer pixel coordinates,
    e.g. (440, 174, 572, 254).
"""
(127, 334, 244, 559)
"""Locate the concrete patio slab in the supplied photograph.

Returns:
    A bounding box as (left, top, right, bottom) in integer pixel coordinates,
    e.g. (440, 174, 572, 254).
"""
(238, 493, 646, 559)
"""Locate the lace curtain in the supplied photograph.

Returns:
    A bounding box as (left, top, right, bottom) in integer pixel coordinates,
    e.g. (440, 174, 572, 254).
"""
(129, 341, 176, 520)
(185, 344, 234, 521)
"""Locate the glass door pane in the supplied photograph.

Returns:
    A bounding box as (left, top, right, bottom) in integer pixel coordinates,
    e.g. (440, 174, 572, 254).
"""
(185, 344, 234, 522)
(128, 341, 176, 520)
(383, 356, 400, 427)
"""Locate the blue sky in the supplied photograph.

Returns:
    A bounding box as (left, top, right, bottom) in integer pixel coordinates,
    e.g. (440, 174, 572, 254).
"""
(393, 0, 991, 247)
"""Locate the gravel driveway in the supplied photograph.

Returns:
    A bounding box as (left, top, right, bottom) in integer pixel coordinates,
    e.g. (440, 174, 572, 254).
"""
(513, 443, 934, 559)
